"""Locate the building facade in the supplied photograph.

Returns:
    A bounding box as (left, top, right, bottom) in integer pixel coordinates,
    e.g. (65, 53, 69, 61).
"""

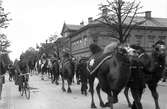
(61, 12, 167, 59)
(61, 23, 84, 54)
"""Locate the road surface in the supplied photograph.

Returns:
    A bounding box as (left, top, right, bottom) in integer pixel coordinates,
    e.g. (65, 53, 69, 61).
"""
(0, 74, 167, 109)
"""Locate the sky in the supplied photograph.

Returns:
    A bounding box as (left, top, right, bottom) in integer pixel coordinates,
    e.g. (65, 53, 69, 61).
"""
(2, 0, 167, 61)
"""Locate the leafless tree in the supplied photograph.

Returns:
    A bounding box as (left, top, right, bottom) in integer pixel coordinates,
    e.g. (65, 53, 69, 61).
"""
(98, 0, 142, 43)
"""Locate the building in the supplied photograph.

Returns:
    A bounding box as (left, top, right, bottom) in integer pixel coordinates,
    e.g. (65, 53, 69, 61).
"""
(61, 22, 84, 54)
(61, 11, 167, 58)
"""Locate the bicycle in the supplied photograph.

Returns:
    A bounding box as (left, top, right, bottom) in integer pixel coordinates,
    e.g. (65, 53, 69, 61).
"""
(18, 73, 30, 100)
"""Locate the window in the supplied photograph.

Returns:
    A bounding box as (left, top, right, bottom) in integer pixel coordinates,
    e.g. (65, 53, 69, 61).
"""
(148, 35, 155, 40)
(84, 37, 88, 47)
(64, 32, 69, 37)
(159, 36, 166, 40)
(83, 35, 88, 47)
(72, 42, 76, 50)
(73, 38, 83, 50)
(77, 41, 79, 48)
(93, 37, 97, 43)
(79, 40, 82, 48)
(135, 35, 143, 46)
(126, 35, 131, 43)
(148, 35, 155, 48)
(135, 35, 142, 39)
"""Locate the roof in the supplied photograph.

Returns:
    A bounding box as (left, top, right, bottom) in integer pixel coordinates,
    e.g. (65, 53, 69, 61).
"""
(126, 16, 167, 27)
(66, 24, 84, 30)
(61, 23, 84, 35)
(66, 15, 167, 38)
(95, 16, 167, 28)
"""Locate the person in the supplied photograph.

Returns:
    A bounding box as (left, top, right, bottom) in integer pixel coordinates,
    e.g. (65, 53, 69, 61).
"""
(8, 64, 15, 81)
(0, 53, 11, 100)
(40, 53, 47, 80)
(16, 54, 29, 92)
(61, 50, 71, 67)
(0, 60, 5, 100)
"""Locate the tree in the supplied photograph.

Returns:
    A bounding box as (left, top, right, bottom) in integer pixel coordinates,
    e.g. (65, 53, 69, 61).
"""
(48, 34, 59, 43)
(98, 0, 142, 43)
(22, 47, 38, 63)
(54, 37, 66, 58)
(0, 34, 10, 53)
(34, 34, 62, 60)
(37, 34, 61, 58)
(0, 0, 11, 29)
(0, 0, 11, 54)
(38, 41, 54, 57)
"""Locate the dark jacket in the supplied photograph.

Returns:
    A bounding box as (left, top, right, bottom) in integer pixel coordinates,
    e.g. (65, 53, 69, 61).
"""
(16, 60, 28, 74)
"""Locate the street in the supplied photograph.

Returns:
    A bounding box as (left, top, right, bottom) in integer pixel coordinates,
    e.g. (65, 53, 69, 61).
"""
(0, 74, 167, 109)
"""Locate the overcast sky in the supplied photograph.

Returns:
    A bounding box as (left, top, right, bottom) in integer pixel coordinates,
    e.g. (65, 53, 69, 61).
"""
(2, 0, 167, 61)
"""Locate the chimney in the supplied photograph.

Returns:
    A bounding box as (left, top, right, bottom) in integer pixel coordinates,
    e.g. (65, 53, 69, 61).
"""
(145, 11, 152, 19)
(88, 17, 93, 24)
(80, 21, 84, 25)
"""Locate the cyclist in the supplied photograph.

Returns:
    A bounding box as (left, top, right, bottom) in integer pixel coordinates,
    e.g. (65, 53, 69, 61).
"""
(16, 54, 29, 92)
